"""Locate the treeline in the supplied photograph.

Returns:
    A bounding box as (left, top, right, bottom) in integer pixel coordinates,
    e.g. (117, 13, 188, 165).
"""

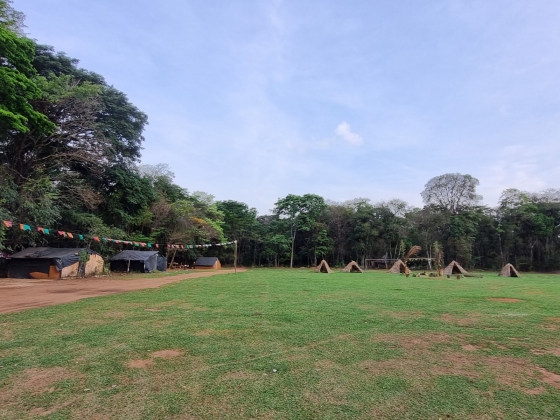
(1, 1, 559, 270)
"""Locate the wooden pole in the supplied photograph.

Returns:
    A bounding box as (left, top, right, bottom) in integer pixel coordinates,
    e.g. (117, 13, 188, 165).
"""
(234, 240, 238, 273)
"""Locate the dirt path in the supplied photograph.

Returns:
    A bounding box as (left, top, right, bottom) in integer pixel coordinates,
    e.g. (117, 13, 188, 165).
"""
(0, 269, 246, 315)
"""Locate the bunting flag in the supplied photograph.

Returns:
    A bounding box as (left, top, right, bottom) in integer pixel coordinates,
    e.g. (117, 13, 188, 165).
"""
(1, 218, 237, 251)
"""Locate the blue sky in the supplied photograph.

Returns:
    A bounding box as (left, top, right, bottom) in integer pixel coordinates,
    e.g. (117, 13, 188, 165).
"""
(17, 0, 560, 213)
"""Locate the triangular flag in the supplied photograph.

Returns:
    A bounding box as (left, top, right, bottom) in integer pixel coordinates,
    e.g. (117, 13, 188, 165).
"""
(67, 232, 74, 238)
(2, 220, 12, 228)
(43, 228, 50, 235)
(38, 227, 44, 233)
(93, 236, 100, 242)
(78, 234, 83, 240)
(58, 231, 65, 237)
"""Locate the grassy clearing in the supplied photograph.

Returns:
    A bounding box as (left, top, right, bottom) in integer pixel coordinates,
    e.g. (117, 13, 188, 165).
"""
(1, 269, 560, 419)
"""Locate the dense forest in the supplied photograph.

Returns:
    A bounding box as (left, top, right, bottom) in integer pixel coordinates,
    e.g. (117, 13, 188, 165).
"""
(1, 1, 559, 271)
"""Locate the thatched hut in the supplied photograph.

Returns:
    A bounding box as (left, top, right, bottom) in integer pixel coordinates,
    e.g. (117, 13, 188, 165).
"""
(388, 259, 409, 274)
(443, 261, 468, 275)
(315, 260, 333, 273)
(342, 261, 363, 273)
(499, 263, 520, 277)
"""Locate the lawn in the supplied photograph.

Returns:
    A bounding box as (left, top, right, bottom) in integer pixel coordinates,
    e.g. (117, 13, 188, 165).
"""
(1, 269, 559, 419)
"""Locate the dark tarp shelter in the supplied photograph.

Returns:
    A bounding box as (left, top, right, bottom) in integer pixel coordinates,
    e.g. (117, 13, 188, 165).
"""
(110, 251, 166, 273)
(0, 252, 9, 277)
(8, 247, 100, 279)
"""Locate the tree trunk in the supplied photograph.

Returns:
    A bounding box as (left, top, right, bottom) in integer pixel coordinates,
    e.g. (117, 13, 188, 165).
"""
(290, 230, 296, 268)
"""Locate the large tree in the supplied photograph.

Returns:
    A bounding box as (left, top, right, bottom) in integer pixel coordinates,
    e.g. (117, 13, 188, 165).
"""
(421, 173, 482, 214)
(273, 194, 327, 268)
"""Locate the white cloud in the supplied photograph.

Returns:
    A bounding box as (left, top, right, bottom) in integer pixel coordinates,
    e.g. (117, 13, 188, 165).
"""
(335, 121, 363, 145)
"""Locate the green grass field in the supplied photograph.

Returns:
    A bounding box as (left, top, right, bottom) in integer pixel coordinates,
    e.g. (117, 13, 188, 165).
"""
(1, 269, 560, 419)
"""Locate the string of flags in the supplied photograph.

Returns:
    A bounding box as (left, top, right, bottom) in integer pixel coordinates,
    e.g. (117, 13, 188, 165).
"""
(2, 220, 236, 250)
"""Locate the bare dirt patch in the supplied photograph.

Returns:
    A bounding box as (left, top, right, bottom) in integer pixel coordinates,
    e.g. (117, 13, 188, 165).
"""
(127, 359, 154, 369)
(373, 332, 452, 350)
(537, 368, 560, 388)
(151, 349, 182, 359)
(22, 367, 74, 393)
(30, 401, 72, 416)
(0, 269, 245, 314)
(524, 387, 546, 395)
(462, 344, 479, 351)
(487, 298, 523, 303)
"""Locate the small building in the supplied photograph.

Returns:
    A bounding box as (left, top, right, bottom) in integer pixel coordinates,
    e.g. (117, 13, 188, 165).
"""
(194, 256, 221, 270)
(110, 250, 166, 273)
(8, 247, 103, 279)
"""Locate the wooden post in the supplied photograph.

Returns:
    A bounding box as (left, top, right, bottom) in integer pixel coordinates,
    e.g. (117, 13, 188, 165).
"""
(234, 240, 238, 273)
(169, 248, 177, 269)
(127, 259, 130, 273)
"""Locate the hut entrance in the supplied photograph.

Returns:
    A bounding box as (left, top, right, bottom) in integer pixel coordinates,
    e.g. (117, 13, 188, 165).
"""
(499, 263, 520, 277)
(315, 260, 333, 273)
(342, 261, 363, 273)
(388, 259, 409, 274)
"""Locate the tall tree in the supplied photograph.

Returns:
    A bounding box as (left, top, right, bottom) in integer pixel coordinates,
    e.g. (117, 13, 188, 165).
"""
(421, 173, 482, 214)
(273, 194, 327, 268)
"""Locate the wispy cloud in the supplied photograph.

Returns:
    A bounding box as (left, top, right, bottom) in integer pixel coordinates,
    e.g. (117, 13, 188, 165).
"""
(335, 122, 363, 145)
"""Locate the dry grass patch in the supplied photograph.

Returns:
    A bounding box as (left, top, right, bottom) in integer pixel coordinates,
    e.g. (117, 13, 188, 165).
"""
(221, 371, 259, 380)
(487, 298, 523, 303)
(151, 349, 182, 358)
(127, 359, 154, 368)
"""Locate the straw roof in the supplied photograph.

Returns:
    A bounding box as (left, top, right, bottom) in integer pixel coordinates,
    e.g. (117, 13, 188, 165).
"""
(499, 263, 520, 277)
(341, 261, 363, 273)
(403, 245, 422, 262)
(443, 260, 468, 275)
(315, 259, 333, 273)
(388, 259, 409, 274)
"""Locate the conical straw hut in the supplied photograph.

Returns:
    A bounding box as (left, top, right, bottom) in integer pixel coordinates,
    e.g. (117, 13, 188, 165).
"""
(315, 259, 333, 273)
(499, 263, 520, 277)
(443, 260, 468, 275)
(388, 259, 409, 274)
(341, 261, 363, 273)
